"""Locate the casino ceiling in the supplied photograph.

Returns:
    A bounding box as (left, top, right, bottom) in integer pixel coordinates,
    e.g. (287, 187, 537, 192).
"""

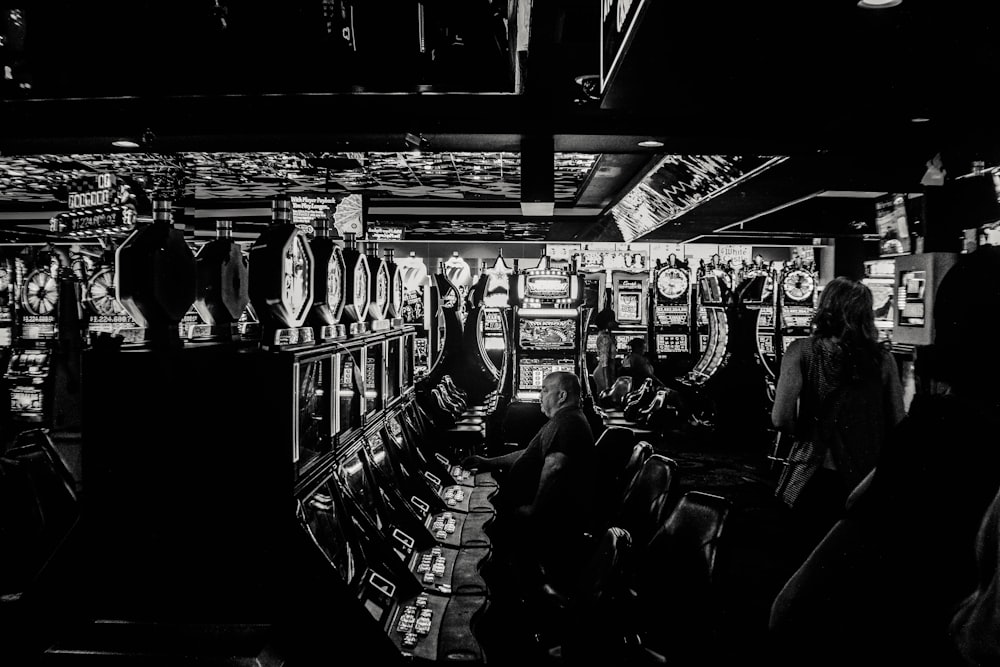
(2, 1, 1000, 245)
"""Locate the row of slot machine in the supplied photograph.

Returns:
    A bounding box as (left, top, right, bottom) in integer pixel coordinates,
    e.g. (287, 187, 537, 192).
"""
(578, 253, 819, 397)
(67, 195, 503, 662)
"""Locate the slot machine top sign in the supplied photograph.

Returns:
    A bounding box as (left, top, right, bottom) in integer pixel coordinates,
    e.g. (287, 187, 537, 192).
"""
(248, 199, 315, 329)
(656, 267, 688, 300)
(781, 269, 815, 302)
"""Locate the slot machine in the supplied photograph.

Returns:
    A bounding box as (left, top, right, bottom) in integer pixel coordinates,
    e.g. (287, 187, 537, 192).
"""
(423, 270, 463, 384)
(510, 258, 584, 403)
(610, 256, 651, 354)
(686, 271, 730, 386)
(397, 252, 434, 375)
(862, 258, 897, 343)
(5, 252, 61, 425)
(736, 256, 778, 393)
(247, 196, 315, 350)
(776, 256, 818, 361)
(478, 251, 513, 379)
(650, 256, 695, 375)
(574, 254, 607, 368)
(383, 248, 405, 329)
(443, 251, 473, 326)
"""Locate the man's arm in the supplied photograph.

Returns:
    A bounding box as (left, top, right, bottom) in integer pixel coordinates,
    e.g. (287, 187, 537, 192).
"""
(515, 452, 569, 518)
(461, 449, 523, 473)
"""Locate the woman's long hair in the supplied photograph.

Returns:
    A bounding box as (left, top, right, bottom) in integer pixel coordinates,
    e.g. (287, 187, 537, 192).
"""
(811, 276, 882, 379)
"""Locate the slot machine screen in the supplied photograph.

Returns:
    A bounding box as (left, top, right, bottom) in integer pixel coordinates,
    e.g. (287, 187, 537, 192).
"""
(297, 358, 331, 470)
(518, 358, 575, 391)
(525, 274, 570, 299)
(897, 270, 926, 326)
(517, 317, 576, 350)
(364, 345, 382, 414)
(617, 292, 641, 322)
(0, 328, 11, 347)
(586, 334, 598, 352)
(386, 338, 400, 402)
(366, 435, 398, 486)
(483, 309, 502, 332)
(341, 454, 384, 529)
(299, 481, 361, 588)
(583, 278, 601, 309)
(337, 352, 363, 436)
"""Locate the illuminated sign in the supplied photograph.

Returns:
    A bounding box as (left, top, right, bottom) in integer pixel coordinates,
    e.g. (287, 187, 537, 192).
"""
(525, 275, 570, 298)
(50, 204, 137, 235)
(367, 225, 405, 241)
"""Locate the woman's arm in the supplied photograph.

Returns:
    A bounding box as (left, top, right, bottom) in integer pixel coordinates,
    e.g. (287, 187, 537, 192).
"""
(882, 350, 906, 425)
(772, 340, 804, 432)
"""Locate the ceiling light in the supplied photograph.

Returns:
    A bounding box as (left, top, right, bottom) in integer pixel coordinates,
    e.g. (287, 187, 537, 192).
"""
(112, 139, 140, 149)
(857, 0, 901, 8)
(638, 140, 664, 148)
(910, 117, 931, 123)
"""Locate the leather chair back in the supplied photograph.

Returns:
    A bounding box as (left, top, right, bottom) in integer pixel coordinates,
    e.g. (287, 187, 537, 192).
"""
(617, 454, 679, 548)
(599, 376, 633, 410)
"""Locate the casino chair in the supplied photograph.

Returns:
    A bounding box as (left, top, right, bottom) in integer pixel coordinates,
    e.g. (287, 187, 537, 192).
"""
(525, 527, 634, 664)
(637, 388, 684, 432)
(612, 454, 680, 552)
(592, 428, 645, 528)
(622, 378, 659, 422)
(598, 376, 633, 414)
(621, 491, 732, 665)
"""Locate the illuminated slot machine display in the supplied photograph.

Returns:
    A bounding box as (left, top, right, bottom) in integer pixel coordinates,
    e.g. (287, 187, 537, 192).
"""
(776, 258, 818, 358)
(82, 252, 140, 343)
(510, 261, 584, 402)
(397, 252, 429, 369)
(339, 233, 371, 337)
(364, 339, 385, 416)
(247, 196, 315, 350)
(0, 257, 17, 368)
(651, 259, 695, 373)
(5, 253, 61, 424)
(443, 251, 473, 326)
(479, 252, 512, 362)
(365, 242, 392, 332)
(686, 273, 730, 385)
(306, 215, 347, 342)
(382, 248, 405, 329)
(610, 256, 651, 352)
(862, 259, 897, 343)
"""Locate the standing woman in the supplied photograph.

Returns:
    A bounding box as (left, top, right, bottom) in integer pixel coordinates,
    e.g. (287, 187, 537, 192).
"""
(592, 328, 618, 396)
(771, 276, 905, 559)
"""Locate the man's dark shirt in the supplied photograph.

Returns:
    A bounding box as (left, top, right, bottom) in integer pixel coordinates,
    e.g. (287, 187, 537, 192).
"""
(500, 405, 597, 539)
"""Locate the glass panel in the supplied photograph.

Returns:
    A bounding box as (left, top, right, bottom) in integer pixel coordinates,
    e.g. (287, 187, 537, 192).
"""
(365, 344, 383, 415)
(387, 338, 401, 402)
(337, 351, 363, 436)
(297, 357, 331, 472)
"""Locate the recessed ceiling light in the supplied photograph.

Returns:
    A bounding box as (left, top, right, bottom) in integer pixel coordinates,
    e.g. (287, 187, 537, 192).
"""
(857, 0, 901, 8)
(638, 140, 664, 148)
(910, 117, 931, 123)
(112, 139, 140, 149)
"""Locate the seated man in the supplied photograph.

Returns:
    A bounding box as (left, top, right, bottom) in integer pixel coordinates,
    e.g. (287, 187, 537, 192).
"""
(463, 371, 598, 590)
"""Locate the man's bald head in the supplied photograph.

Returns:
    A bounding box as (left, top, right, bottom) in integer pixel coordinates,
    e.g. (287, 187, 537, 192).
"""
(543, 371, 582, 407)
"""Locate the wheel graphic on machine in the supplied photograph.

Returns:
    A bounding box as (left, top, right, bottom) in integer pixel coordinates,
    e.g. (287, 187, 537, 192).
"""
(656, 267, 689, 299)
(21, 269, 59, 316)
(0, 265, 10, 293)
(85, 267, 126, 316)
(781, 269, 815, 302)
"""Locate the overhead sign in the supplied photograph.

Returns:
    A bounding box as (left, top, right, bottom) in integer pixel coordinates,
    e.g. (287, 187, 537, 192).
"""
(601, 0, 648, 93)
(50, 203, 136, 236)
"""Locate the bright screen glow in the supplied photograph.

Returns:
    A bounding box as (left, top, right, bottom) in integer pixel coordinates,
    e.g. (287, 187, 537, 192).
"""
(518, 359, 575, 391)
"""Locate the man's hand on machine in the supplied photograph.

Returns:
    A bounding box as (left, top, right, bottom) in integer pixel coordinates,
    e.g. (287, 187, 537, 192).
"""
(461, 454, 488, 470)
